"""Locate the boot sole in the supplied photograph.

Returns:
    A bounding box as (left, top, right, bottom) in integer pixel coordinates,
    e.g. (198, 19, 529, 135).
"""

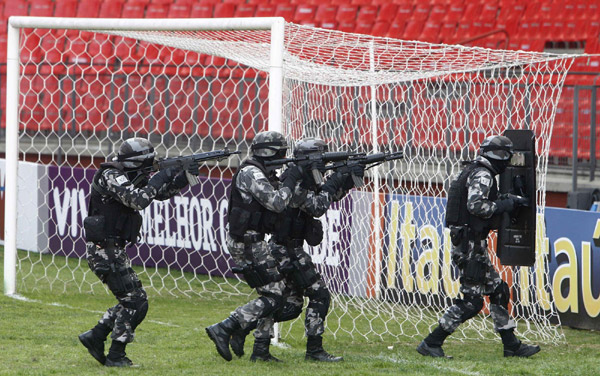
(504, 346, 541, 358)
(205, 327, 232, 362)
(416, 343, 453, 359)
(78, 334, 106, 365)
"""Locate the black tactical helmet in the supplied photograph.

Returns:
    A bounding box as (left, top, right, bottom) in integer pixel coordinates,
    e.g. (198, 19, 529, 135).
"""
(479, 135, 513, 161)
(114, 137, 156, 172)
(294, 137, 328, 158)
(250, 131, 288, 158)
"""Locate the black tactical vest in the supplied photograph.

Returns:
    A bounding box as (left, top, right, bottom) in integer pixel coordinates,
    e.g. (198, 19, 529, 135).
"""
(445, 161, 499, 235)
(88, 164, 143, 243)
(227, 159, 281, 241)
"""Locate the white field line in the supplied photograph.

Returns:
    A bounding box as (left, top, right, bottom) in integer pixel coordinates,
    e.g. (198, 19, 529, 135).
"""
(373, 353, 483, 376)
(8, 293, 180, 328)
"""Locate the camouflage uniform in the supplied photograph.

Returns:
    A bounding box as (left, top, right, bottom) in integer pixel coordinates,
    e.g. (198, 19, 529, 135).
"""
(227, 161, 294, 339)
(440, 156, 515, 334)
(261, 183, 341, 338)
(86, 167, 185, 343)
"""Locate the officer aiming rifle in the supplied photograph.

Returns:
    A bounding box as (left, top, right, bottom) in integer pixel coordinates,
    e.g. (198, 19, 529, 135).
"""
(155, 148, 241, 185)
(326, 150, 404, 187)
(264, 150, 365, 186)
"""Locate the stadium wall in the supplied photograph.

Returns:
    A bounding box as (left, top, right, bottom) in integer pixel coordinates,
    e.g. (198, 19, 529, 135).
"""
(1, 160, 599, 331)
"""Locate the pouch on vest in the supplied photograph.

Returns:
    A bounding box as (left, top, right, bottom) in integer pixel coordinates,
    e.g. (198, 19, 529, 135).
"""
(83, 215, 106, 243)
(449, 226, 465, 246)
(304, 218, 323, 247)
(288, 259, 318, 289)
(233, 263, 276, 288)
(228, 207, 251, 239)
(463, 259, 486, 284)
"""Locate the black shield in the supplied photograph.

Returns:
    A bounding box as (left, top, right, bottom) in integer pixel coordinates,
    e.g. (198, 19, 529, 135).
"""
(497, 129, 537, 266)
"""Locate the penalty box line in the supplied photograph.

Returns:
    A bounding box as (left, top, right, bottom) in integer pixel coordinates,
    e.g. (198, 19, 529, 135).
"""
(7, 293, 181, 328)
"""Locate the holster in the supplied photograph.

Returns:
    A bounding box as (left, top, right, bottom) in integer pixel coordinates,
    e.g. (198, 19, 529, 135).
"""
(83, 215, 106, 243)
(463, 258, 487, 284)
(231, 234, 280, 288)
(280, 250, 318, 289)
(449, 225, 465, 246)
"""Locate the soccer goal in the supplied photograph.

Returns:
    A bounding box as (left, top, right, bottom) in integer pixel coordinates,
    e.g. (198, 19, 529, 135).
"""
(4, 16, 575, 345)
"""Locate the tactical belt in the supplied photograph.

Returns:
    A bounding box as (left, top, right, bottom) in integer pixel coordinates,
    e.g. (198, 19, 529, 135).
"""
(232, 233, 265, 245)
(275, 239, 304, 248)
(102, 237, 126, 249)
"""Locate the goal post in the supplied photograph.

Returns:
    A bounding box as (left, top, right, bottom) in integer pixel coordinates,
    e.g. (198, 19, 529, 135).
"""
(3, 16, 577, 345)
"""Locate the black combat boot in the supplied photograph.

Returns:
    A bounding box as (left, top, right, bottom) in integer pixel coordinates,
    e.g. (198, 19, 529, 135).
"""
(417, 326, 452, 359)
(230, 321, 257, 358)
(500, 329, 540, 358)
(78, 327, 108, 365)
(250, 338, 281, 362)
(205, 316, 241, 361)
(105, 340, 133, 367)
(305, 335, 343, 362)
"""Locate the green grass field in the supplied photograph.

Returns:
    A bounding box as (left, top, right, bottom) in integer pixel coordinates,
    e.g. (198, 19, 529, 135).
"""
(2, 247, 600, 376)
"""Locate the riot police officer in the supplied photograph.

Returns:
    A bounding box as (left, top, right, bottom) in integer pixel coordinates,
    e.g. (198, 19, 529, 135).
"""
(78, 138, 198, 367)
(227, 137, 363, 362)
(205, 131, 305, 362)
(417, 135, 540, 359)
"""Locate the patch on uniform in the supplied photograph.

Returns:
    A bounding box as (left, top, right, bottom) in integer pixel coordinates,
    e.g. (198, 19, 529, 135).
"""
(250, 167, 265, 180)
(480, 176, 491, 186)
(115, 175, 128, 185)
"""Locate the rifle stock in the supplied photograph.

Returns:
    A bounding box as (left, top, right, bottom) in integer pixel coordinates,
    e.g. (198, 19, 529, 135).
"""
(155, 148, 240, 185)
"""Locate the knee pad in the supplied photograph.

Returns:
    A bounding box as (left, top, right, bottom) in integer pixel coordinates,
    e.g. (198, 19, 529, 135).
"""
(273, 302, 302, 323)
(456, 294, 484, 322)
(489, 281, 510, 308)
(121, 294, 148, 330)
(258, 295, 282, 317)
(306, 287, 331, 318)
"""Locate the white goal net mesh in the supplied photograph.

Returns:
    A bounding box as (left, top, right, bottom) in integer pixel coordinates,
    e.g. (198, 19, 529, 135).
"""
(8, 20, 574, 345)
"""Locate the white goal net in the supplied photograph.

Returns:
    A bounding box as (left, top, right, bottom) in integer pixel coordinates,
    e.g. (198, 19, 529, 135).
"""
(4, 17, 575, 345)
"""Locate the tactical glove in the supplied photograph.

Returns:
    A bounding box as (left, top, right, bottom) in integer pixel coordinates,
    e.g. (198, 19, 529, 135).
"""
(282, 164, 304, 191)
(148, 168, 175, 191)
(321, 172, 346, 195)
(172, 170, 189, 189)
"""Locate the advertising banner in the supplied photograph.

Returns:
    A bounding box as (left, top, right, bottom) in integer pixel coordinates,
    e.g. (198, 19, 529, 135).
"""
(6, 160, 600, 330)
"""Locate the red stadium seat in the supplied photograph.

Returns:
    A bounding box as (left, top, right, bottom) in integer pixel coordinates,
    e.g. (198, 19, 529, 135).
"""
(428, 4, 446, 23)
(444, 3, 464, 23)
(76, 0, 101, 17)
(372, 21, 390, 37)
(54, 0, 77, 17)
(498, 2, 525, 21)
(255, 4, 275, 17)
(336, 4, 358, 24)
(213, 3, 235, 18)
(376, 3, 397, 23)
(320, 20, 338, 30)
(403, 20, 425, 41)
(394, 4, 413, 23)
(146, 4, 168, 18)
(191, 3, 213, 18)
(522, 2, 540, 21)
(316, 4, 337, 22)
(356, 5, 378, 24)
(337, 22, 355, 33)
(354, 22, 373, 35)
(387, 20, 405, 39)
(122, 3, 145, 18)
(294, 5, 317, 23)
(439, 22, 457, 43)
(4, 0, 28, 18)
(274, 4, 295, 21)
(99, 1, 124, 18)
(420, 22, 441, 43)
(29, 0, 54, 17)
(235, 4, 256, 17)
(480, 3, 498, 23)
(413, 3, 430, 21)
(167, 3, 190, 18)
(461, 3, 482, 23)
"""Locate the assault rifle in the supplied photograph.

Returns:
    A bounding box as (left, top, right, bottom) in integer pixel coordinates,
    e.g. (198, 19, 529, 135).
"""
(155, 148, 240, 185)
(326, 150, 404, 187)
(265, 151, 365, 185)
